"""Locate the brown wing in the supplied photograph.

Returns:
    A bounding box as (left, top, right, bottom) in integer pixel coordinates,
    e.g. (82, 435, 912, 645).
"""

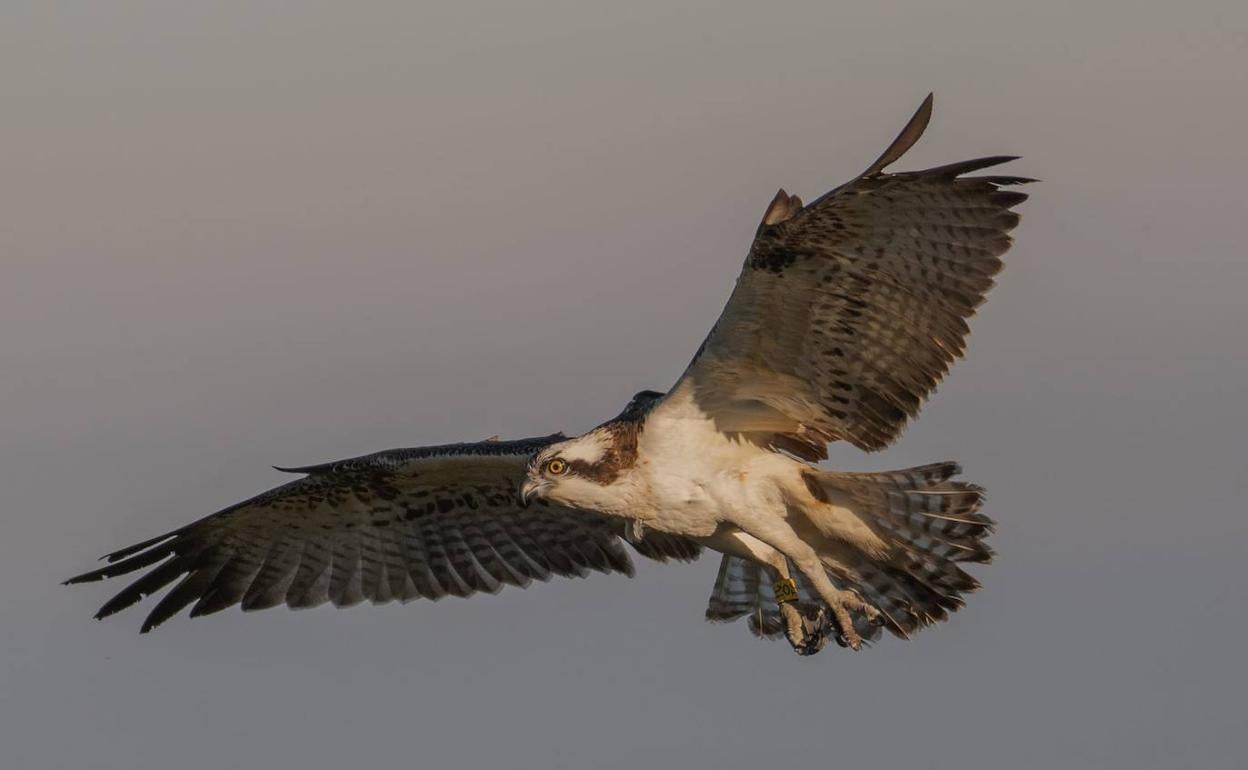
(66, 434, 699, 632)
(672, 94, 1032, 457)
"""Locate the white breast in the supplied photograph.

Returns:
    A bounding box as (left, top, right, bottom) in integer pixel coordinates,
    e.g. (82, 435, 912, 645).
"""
(631, 386, 796, 536)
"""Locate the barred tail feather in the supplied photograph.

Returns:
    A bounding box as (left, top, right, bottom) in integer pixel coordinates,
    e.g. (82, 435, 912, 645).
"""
(806, 461, 993, 638)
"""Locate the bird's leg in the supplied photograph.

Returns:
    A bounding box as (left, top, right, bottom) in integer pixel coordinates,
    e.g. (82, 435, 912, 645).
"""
(789, 562, 878, 651)
(768, 559, 832, 656)
(738, 519, 881, 651)
(707, 528, 833, 656)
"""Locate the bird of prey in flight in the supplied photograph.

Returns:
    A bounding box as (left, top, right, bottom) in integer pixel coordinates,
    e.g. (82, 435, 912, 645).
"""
(67, 94, 1029, 655)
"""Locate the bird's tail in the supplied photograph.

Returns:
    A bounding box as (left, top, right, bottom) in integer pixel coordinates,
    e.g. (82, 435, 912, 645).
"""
(800, 462, 994, 638)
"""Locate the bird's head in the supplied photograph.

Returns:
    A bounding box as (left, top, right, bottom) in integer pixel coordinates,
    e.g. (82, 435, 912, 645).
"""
(519, 389, 663, 514)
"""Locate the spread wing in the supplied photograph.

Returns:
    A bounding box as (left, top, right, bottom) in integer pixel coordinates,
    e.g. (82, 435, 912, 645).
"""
(670, 94, 1031, 458)
(66, 434, 700, 632)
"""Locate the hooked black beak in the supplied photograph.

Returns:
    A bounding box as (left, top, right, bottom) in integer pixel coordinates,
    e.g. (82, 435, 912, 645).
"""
(519, 477, 544, 507)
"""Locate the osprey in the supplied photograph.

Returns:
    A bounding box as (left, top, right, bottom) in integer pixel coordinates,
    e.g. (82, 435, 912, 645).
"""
(67, 94, 1029, 655)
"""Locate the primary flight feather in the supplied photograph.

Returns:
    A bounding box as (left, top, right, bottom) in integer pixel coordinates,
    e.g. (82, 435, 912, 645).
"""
(68, 94, 1029, 655)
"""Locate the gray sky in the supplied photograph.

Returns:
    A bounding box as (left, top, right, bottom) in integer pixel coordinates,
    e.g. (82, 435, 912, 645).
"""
(3, 2, 1246, 768)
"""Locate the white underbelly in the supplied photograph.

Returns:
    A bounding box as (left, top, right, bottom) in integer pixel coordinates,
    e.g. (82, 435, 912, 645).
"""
(634, 432, 796, 537)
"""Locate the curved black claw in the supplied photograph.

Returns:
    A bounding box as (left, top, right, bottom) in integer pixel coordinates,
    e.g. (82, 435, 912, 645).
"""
(787, 603, 834, 656)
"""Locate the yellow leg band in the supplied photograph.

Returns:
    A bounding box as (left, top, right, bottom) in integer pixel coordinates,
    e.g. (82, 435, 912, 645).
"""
(774, 577, 799, 605)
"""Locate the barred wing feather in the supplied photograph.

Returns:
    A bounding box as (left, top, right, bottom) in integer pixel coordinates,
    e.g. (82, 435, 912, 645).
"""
(66, 434, 699, 632)
(674, 94, 1031, 458)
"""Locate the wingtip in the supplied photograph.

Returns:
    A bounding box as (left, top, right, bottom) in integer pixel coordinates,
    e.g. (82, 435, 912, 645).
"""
(917, 91, 935, 119)
(93, 600, 129, 621)
(64, 568, 107, 585)
(861, 92, 936, 178)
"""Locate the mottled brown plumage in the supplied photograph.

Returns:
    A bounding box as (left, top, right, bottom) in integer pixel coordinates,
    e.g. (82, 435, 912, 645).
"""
(684, 94, 1031, 458)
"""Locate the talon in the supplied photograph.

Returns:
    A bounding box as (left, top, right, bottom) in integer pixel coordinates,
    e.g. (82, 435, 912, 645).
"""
(822, 589, 872, 651)
(781, 602, 832, 656)
(830, 604, 861, 650)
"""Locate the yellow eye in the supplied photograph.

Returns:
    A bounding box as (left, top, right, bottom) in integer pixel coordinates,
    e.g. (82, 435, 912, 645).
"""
(546, 458, 568, 476)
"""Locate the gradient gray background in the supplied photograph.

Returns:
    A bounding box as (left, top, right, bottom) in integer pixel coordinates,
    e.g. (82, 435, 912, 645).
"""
(3, 2, 1246, 768)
